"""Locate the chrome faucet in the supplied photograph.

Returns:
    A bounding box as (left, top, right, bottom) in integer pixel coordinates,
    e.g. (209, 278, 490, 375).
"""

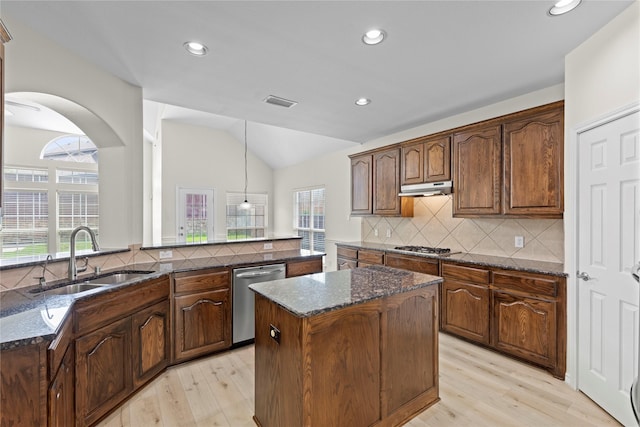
(68, 226, 100, 280)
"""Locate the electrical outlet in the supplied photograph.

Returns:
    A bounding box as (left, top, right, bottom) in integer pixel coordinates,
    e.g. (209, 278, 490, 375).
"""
(159, 250, 173, 259)
(374, 229, 378, 237)
(386, 228, 392, 238)
(263, 242, 273, 250)
(514, 236, 524, 248)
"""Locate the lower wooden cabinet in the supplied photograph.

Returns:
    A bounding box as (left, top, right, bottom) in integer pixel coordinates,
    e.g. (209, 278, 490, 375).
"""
(76, 316, 133, 426)
(174, 289, 231, 361)
(336, 245, 385, 270)
(286, 257, 323, 277)
(132, 300, 170, 388)
(173, 268, 232, 363)
(441, 280, 490, 345)
(384, 252, 439, 275)
(440, 261, 566, 378)
(49, 345, 75, 427)
(492, 290, 557, 368)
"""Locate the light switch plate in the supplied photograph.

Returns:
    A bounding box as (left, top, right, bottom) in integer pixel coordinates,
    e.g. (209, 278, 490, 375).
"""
(159, 250, 173, 259)
(514, 236, 524, 248)
(263, 242, 273, 250)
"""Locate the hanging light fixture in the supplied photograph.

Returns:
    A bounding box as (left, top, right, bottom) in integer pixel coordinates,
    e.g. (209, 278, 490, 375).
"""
(239, 120, 252, 210)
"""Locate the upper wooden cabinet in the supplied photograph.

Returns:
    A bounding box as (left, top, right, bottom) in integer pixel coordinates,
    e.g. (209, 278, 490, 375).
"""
(350, 146, 413, 217)
(401, 135, 451, 185)
(503, 107, 564, 216)
(453, 125, 502, 216)
(453, 101, 564, 218)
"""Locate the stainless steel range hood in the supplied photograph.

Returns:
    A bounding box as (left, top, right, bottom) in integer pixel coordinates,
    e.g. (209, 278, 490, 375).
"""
(398, 181, 452, 197)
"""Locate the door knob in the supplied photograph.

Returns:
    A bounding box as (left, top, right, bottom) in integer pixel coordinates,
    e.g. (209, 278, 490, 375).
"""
(577, 271, 593, 281)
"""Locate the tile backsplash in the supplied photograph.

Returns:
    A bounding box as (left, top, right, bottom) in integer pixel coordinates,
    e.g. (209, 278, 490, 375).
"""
(0, 239, 301, 292)
(363, 195, 564, 263)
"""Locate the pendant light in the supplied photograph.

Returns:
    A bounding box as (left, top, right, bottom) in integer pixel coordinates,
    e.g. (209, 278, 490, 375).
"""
(239, 120, 251, 210)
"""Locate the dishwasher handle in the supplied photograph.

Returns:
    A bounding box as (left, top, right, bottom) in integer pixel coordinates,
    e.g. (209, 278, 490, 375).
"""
(235, 268, 285, 279)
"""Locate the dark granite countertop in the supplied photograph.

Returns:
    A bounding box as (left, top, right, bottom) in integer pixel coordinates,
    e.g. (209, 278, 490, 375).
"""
(139, 235, 301, 250)
(336, 241, 567, 277)
(0, 250, 324, 350)
(249, 265, 442, 318)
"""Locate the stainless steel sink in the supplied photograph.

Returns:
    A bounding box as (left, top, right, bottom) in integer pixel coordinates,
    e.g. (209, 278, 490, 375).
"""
(84, 271, 154, 285)
(34, 283, 107, 296)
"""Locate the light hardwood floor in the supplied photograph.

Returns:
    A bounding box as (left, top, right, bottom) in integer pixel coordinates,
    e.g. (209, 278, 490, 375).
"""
(98, 333, 621, 427)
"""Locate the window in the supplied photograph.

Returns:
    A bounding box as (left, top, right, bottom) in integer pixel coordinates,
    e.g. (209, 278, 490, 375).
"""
(1, 136, 99, 260)
(41, 135, 98, 163)
(294, 187, 325, 252)
(226, 193, 268, 240)
(0, 191, 49, 258)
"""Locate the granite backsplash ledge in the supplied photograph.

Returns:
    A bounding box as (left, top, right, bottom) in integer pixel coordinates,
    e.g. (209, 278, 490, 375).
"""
(362, 195, 564, 263)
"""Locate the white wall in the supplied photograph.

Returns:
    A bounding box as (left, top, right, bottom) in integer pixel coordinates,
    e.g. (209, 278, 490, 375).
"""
(3, 14, 143, 248)
(161, 120, 274, 242)
(274, 84, 565, 271)
(563, 1, 640, 388)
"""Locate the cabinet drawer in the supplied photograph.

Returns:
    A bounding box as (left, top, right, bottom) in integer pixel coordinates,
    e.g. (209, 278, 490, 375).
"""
(441, 263, 490, 284)
(74, 276, 169, 336)
(287, 258, 322, 278)
(337, 247, 357, 259)
(385, 253, 438, 275)
(358, 249, 384, 265)
(493, 271, 558, 297)
(174, 268, 230, 294)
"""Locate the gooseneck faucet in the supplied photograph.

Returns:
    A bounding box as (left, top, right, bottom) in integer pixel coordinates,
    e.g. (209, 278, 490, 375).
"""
(68, 226, 100, 280)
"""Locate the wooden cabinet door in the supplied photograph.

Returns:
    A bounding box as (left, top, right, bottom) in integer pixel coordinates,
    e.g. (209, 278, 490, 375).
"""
(49, 346, 74, 427)
(453, 125, 502, 216)
(441, 279, 490, 344)
(174, 289, 231, 362)
(401, 141, 424, 185)
(384, 252, 439, 275)
(492, 291, 557, 368)
(350, 154, 373, 215)
(373, 148, 402, 215)
(132, 300, 169, 389)
(503, 107, 563, 217)
(76, 317, 132, 427)
(286, 258, 322, 278)
(424, 136, 451, 182)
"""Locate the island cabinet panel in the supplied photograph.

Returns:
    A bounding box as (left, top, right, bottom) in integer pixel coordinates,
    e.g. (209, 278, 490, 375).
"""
(75, 316, 133, 427)
(172, 268, 232, 363)
(308, 304, 381, 427)
(131, 300, 170, 388)
(381, 287, 438, 419)
(452, 124, 502, 216)
(384, 252, 439, 275)
(503, 107, 564, 217)
(254, 294, 304, 427)
(254, 282, 439, 427)
(0, 342, 47, 426)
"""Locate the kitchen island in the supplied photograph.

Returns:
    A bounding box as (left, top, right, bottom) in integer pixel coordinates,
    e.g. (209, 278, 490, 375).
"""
(250, 265, 442, 427)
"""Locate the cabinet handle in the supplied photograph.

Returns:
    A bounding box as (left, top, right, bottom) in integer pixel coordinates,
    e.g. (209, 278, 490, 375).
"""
(56, 392, 61, 400)
(577, 271, 593, 281)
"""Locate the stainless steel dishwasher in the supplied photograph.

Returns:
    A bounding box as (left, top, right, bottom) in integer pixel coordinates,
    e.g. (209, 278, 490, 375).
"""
(232, 264, 286, 344)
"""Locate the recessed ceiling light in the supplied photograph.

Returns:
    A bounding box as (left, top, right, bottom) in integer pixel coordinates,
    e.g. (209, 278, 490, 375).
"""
(362, 29, 386, 45)
(355, 98, 371, 106)
(183, 41, 208, 56)
(548, 0, 582, 16)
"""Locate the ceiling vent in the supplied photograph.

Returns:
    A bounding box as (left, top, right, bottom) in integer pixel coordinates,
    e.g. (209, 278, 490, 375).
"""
(264, 95, 298, 108)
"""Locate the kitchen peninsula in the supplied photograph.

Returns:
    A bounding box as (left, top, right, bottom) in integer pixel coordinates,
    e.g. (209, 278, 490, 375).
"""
(250, 265, 442, 427)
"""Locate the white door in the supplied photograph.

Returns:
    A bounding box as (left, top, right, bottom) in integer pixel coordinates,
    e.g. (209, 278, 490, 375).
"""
(578, 109, 640, 426)
(176, 187, 214, 244)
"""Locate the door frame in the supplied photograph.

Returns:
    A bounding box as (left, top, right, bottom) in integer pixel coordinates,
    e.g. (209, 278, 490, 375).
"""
(566, 101, 640, 389)
(175, 186, 215, 244)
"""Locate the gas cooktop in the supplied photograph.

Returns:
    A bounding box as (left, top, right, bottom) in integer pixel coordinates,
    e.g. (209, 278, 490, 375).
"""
(393, 245, 459, 256)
